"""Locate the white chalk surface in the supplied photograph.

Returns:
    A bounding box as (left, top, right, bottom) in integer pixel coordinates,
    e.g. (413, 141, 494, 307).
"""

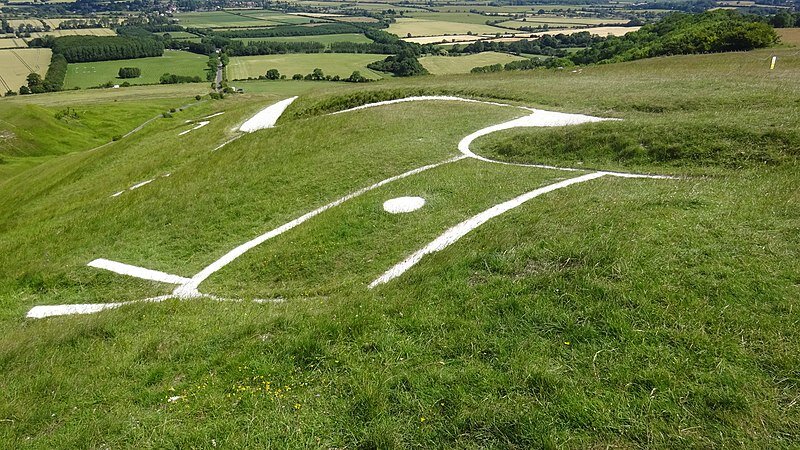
(239, 97, 298, 133)
(383, 197, 426, 213)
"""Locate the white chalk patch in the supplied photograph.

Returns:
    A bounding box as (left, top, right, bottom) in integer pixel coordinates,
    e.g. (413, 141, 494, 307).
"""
(178, 121, 209, 136)
(88, 258, 191, 284)
(370, 172, 607, 287)
(383, 196, 426, 214)
(172, 155, 466, 298)
(167, 396, 183, 403)
(239, 97, 298, 133)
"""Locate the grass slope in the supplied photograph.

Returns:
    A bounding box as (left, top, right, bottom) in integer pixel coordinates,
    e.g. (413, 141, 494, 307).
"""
(63, 51, 209, 89)
(0, 47, 798, 447)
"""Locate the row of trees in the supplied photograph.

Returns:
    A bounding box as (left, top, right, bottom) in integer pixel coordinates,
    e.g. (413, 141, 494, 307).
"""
(36, 35, 164, 63)
(450, 31, 606, 56)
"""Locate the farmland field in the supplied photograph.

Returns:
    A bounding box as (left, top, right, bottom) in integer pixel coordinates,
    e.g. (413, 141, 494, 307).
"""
(63, 51, 208, 89)
(387, 17, 507, 37)
(777, 27, 800, 45)
(420, 52, 527, 74)
(0, 48, 51, 93)
(227, 53, 385, 79)
(0, 38, 26, 49)
(172, 10, 308, 28)
(497, 17, 630, 30)
(234, 33, 372, 45)
(27, 28, 116, 39)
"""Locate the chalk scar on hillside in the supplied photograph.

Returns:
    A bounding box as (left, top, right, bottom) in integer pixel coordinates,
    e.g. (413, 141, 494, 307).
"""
(27, 96, 674, 318)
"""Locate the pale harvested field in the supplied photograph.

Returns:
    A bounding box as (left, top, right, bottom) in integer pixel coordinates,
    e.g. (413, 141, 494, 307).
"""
(404, 34, 487, 45)
(777, 28, 800, 46)
(0, 38, 27, 49)
(7, 19, 42, 28)
(491, 26, 640, 42)
(0, 48, 51, 92)
(388, 18, 505, 37)
(405, 26, 638, 44)
(27, 28, 116, 39)
(420, 51, 527, 74)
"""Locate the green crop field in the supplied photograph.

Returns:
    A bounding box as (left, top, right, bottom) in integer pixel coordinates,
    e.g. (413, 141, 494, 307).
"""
(0, 21, 799, 449)
(0, 48, 51, 93)
(227, 53, 385, 80)
(234, 33, 372, 45)
(388, 17, 507, 37)
(63, 51, 209, 89)
(420, 52, 528, 74)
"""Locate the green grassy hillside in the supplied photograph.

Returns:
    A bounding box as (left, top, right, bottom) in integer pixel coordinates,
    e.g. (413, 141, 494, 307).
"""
(0, 47, 797, 447)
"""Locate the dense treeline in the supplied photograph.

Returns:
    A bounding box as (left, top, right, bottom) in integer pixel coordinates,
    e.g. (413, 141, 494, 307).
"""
(224, 40, 325, 56)
(37, 35, 164, 63)
(43, 54, 68, 91)
(328, 42, 403, 54)
(160, 73, 201, 84)
(571, 11, 777, 64)
(450, 31, 606, 57)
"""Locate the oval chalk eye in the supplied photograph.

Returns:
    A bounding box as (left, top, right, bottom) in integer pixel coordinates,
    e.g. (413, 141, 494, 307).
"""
(383, 197, 426, 214)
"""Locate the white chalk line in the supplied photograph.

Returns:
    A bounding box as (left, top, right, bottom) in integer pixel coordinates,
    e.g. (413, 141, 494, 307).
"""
(88, 258, 190, 285)
(370, 172, 607, 287)
(178, 121, 210, 136)
(330, 95, 517, 115)
(26, 295, 174, 319)
(202, 111, 225, 120)
(110, 173, 171, 198)
(333, 96, 675, 180)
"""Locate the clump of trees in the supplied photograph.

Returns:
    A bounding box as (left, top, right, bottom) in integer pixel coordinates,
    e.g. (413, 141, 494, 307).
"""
(368, 50, 428, 77)
(265, 69, 281, 80)
(571, 11, 777, 65)
(118, 67, 141, 78)
(472, 11, 778, 75)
